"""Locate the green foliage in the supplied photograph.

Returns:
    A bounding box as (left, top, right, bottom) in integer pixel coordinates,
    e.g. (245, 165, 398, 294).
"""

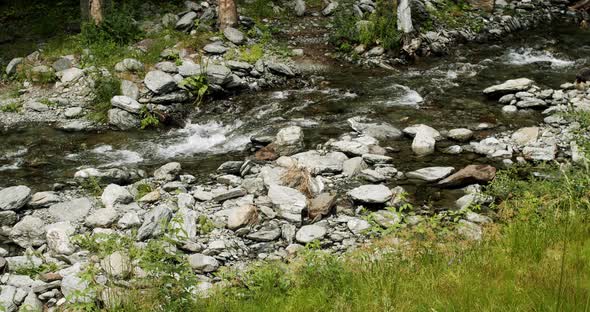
(139, 106, 160, 129)
(87, 75, 121, 124)
(240, 44, 265, 63)
(179, 74, 209, 105)
(197, 215, 215, 234)
(331, 0, 401, 52)
(239, 0, 275, 21)
(135, 183, 153, 200)
(14, 262, 59, 278)
(80, 176, 104, 196)
(427, 0, 485, 32)
(0, 101, 21, 113)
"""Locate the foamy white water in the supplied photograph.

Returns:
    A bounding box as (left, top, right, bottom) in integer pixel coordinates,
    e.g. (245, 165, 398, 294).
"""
(158, 121, 251, 157)
(91, 145, 144, 167)
(380, 84, 424, 106)
(505, 48, 574, 68)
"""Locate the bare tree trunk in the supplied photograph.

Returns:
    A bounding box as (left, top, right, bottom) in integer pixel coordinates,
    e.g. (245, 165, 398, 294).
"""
(218, 0, 238, 30)
(81, 0, 109, 24)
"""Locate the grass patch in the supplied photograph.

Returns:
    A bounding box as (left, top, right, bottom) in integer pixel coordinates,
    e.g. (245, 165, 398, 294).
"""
(0, 101, 22, 113)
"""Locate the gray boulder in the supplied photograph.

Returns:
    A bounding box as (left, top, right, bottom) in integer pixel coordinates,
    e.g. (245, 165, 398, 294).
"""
(110, 96, 142, 114)
(144, 70, 177, 94)
(176, 11, 198, 30)
(10, 216, 46, 248)
(188, 253, 219, 273)
(295, 224, 326, 243)
(48, 198, 93, 223)
(347, 184, 392, 204)
(0, 186, 31, 211)
(154, 162, 181, 181)
(275, 126, 304, 156)
(406, 167, 454, 182)
(46, 222, 76, 255)
(6, 58, 23, 76)
(206, 64, 232, 85)
(223, 27, 245, 45)
(108, 108, 140, 130)
(137, 205, 172, 240)
(101, 184, 133, 208)
(268, 185, 307, 223)
(483, 78, 534, 97)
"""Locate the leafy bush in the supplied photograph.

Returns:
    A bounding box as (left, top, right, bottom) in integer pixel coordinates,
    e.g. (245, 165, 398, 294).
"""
(87, 75, 121, 123)
(331, 0, 401, 52)
(139, 106, 160, 129)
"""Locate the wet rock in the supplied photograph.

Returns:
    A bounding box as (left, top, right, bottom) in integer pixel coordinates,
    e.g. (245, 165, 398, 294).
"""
(137, 205, 172, 240)
(206, 64, 232, 86)
(154, 162, 181, 181)
(10, 216, 46, 248)
(347, 185, 392, 204)
(223, 27, 245, 45)
(110, 96, 142, 114)
(438, 165, 496, 188)
(308, 193, 337, 221)
(347, 117, 402, 140)
(268, 185, 307, 223)
(266, 62, 295, 77)
(403, 124, 442, 140)
(516, 98, 547, 108)
(65, 107, 84, 118)
(0, 186, 31, 211)
(48, 198, 92, 223)
(188, 254, 219, 273)
(58, 120, 98, 132)
(447, 128, 473, 141)
(144, 70, 177, 94)
(46, 222, 76, 255)
(406, 167, 454, 182)
(412, 132, 435, 156)
(483, 78, 534, 97)
(108, 108, 140, 130)
(275, 126, 304, 156)
(295, 224, 327, 243)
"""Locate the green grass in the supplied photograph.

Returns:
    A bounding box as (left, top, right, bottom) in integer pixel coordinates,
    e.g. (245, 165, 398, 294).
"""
(90, 163, 590, 312)
(0, 101, 22, 113)
(86, 75, 121, 124)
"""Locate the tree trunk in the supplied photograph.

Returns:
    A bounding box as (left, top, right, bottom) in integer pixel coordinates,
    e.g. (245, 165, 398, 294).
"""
(81, 0, 109, 24)
(218, 0, 238, 30)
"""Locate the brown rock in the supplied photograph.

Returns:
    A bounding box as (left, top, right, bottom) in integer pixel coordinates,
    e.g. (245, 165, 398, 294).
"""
(308, 193, 337, 221)
(39, 272, 63, 282)
(255, 143, 279, 161)
(438, 164, 496, 188)
(467, 0, 494, 12)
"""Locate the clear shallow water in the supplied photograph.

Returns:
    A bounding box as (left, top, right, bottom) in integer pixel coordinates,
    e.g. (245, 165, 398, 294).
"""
(1, 23, 589, 192)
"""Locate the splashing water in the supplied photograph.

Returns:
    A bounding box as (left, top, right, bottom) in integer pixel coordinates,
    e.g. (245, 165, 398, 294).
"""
(504, 48, 574, 68)
(91, 145, 144, 167)
(157, 121, 251, 158)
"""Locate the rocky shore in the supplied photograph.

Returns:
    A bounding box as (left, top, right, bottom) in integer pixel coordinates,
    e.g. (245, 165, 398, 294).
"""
(1, 71, 588, 310)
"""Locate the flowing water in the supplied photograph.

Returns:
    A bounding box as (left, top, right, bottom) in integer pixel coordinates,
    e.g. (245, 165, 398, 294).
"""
(1, 23, 589, 204)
